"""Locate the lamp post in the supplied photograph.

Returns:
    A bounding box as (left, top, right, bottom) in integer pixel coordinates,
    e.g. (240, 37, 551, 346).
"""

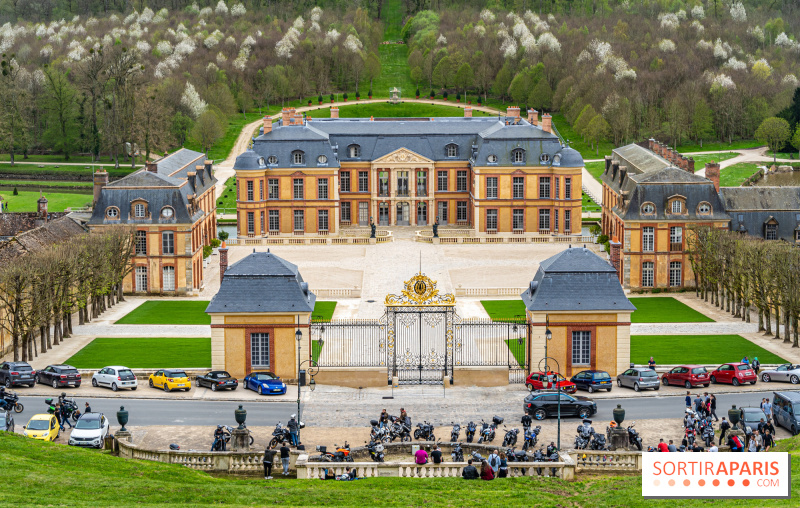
(296, 322, 321, 442)
(544, 315, 552, 372)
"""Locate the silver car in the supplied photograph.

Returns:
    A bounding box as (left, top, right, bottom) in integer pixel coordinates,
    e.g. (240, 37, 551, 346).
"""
(616, 368, 660, 392)
(760, 364, 800, 384)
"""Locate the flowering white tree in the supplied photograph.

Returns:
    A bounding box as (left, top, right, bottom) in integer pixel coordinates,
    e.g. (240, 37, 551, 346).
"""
(658, 39, 676, 52)
(723, 57, 746, 71)
(215, 1, 229, 15)
(730, 2, 747, 22)
(325, 28, 340, 45)
(499, 36, 517, 58)
(139, 7, 154, 24)
(231, 3, 246, 17)
(136, 40, 151, 53)
(658, 13, 679, 30)
(199, 7, 212, 17)
(480, 9, 495, 23)
(181, 82, 207, 118)
(782, 74, 798, 87)
(775, 33, 792, 47)
(538, 32, 560, 52)
(691, 5, 705, 19)
(310, 7, 323, 23)
(473, 25, 485, 37)
(343, 34, 363, 53)
(710, 74, 736, 90)
(691, 20, 704, 33)
(437, 34, 447, 45)
(713, 39, 728, 59)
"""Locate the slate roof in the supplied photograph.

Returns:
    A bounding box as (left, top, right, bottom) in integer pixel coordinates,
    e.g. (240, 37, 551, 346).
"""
(245, 116, 582, 170)
(720, 187, 800, 241)
(521, 247, 636, 312)
(602, 144, 670, 193)
(0, 212, 68, 240)
(205, 250, 316, 314)
(0, 216, 86, 263)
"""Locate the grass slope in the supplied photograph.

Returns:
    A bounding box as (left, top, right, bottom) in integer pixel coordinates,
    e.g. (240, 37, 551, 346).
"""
(585, 160, 605, 181)
(631, 335, 787, 365)
(216, 176, 236, 212)
(720, 163, 763, 187)
(116, 301, 212, 325)
(65, 337, 211, 369)
(481, 300, 527, 322)
(305, 102, 492, 119)
(689, 152, 740, 168)
(0, 179, 92, 188)
(2, 432, 799, 507)
(628, 297, 713, 323)
(551, 114, 615, 160)
(582, 192, 601, 212)
(0, 188, 91, 212)
(676, 140, 762, 152)
(312, 301, 337, 321)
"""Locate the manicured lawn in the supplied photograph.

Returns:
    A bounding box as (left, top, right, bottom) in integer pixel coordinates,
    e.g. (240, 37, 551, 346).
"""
(631, 335, 787, 365)
(481, 300, 526, 322)
(216, 177, 236, 213)
(688, 152, 740, 168)
(676, 139, 762, 152)
(719, 162, 763, 187)
(0, 164, 137, 180)
(504, 338, 527, 369)
(0, 179, 92, 188)
(65, 337, 211, 368)
(584, 160, 605, 181)
(305, 102, 493, 119)
(551, 114, 615, 160)
(0, 187, 92, 212)
(628, 297, 713, 323)
(312, 301, 337, 321)
(582, 192, 600, 213)
(185, 111, 265, 162)
(115, 301, 212, 325)
(3, 432, 800, 507)
(0, 153, 102, 163)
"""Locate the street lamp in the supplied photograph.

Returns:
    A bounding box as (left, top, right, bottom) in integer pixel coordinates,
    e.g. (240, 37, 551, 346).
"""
(296, 322, 320, 442)
(544, 315, 552, 372)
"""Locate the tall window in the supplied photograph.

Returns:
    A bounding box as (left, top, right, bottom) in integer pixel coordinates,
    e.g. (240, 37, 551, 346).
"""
(292, 151, 304, 165)
(669, 261, 682, 287)
(539, 177, 551, 198)
(162, 231, 174, 255)
(486, 177, 498, 199)
(250, 333, 270, 367)
(293, 210, 304, 231)
(486, 209, 498, 230)
(765, 224, 778, 240)
(437, 201, 448, 223)
(456, 171, 468, 192)
(358, 171, 369, 192)
(565, 178, 572, 199)
(349, 145, 361, 158)
(135, 231, 147, 255)
(565, 210, 571, 232)
(135, 266, 147, 292)
(642, 261, 654, 287)
(341, 202, 351, 222)
(437, 171, 448, 192)
(318, 210, 329, 231)
(513, 177, 524, 199)
(416, 171, 427, 196)
(247, 212, 255, 234)
(642, 227, 654, 252)
(513, 209, 524, 230)
(379, 172, 389, 196)
(671, 200, 683, 214)
(340, 172, 350, 192)
(512, 149, 525, 163)
(268, 179, 279, 199)
(554, 209, 559, 232)
(446, 144, 457, 157)
(572, 331, 591, 366)
(318, 179, 328, 200)
(268, 210, 279, 231)
(396, 172, 408, 196)
(457, 201, 467, 222)
(260, 211, 265, 234)
(134, 203, 146, 218)
(669, 226, 682, 251)
(554, 178, 560, 200)
(293, 179, 304, 200)
(162, 266, 175, 291)
(538, 209, 550, 230)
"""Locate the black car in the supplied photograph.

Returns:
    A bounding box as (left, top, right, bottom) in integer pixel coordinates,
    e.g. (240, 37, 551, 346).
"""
(195, 371, 238, 391)
(0, 362, 35, 388)
(524, 392, 597, 421)
(0, 409, 13, 432)
(35, 364, 81, 388)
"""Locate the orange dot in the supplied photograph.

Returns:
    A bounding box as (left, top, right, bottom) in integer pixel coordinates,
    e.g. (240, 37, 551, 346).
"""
(698, 479, 706, 487)
(743, 479, 750, 487)
(713, 479, 720, 486)
(683, 479, 691, 486)
(668, 479, 676, 486)
(653, 480, 661, 487)
(728, 479, 735, 487)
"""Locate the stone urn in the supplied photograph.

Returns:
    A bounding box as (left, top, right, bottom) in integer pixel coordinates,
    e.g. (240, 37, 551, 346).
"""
(235, 404, 247, 430)
(728, 405, 740, 426)
(613, 404, 625, 425)
(117, 406, 129, 432)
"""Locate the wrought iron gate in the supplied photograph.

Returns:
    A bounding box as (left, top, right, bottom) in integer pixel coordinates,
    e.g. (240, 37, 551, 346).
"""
(388, 306, 452, 385)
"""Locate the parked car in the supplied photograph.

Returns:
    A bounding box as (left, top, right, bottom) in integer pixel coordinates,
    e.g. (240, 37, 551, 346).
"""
(196, 371, 238, 391)
(35, 364, 81, 389)
(760, 364, 800, 384)
(23, 414, 59, 442)
(69, 412, 110, 449)
(660, 365, 709, 388)
(0, 409, 14, 432)
(525, 371, 577, 394)
(523, 392, 597, 421)
(0, 361, 35, 388)
(570, 370, 612, 393)
(148, 369, 191, 392)
(243, 371, 287, 395)
(616, 368, 660, 392)
(92, 366, 138, 392)
(772, 391, 800, 436)
(710, 363, 757, 386)
(738, 407, 766, 434)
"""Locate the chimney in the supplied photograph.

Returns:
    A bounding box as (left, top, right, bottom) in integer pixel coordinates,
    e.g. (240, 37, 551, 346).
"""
(604, 155, 612, 174)
(705, 162, 720, 193)
(204, 159, 213, 178)
(527, 109, 537, 125)
(195, 165, 205, 186)
(263, 116, 272, 134)
(611, 161, 619, 179)
(464, 107, 473, 118)
(687, 157, 695, 174)
(293, 111, 303, 125)
(680, 156, 689, 172)
(330, 107, 339, 119)
(648, 138, 656, 152)
(620, 166, 628, 183)
(281, 107, 291, 125)
(541, 113, 552, 133)
(219, 241, 229, 283)
(187, 171, 196, 191)
(37, 193, 48, 222)
(507, 106, 520, 118)
(145, 160, 158, 173)
(93, 170, 109, 207)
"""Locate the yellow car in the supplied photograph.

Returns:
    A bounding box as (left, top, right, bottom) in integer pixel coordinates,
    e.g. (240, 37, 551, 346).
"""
(23, 414, 59, 442)
(149, 369, 191, 392)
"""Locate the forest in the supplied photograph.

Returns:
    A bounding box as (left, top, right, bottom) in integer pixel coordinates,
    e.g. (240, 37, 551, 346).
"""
(0, 0, 797, 165)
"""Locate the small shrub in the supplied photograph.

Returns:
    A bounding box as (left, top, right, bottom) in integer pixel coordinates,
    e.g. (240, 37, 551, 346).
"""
(218, 230, 229, 241)
(330, 93, 335, 102)
(603, 242, 610, 253)
(318, 94, 323, 103)
(477, 96, 483, 105)
(589, 224, 602, 236)
(442, 91, 448, 99)
(343, 92, 348, 100)
(13, 187, 18, 195)
(355, 91, 360, 99)
(597, 234, 609, 244)
(456, 93, 461, 102)
(429, 89, 435, 98)
(368, 89, 372, 97)
(210, 238, 221, 248)
(651, 288, 662, 294)
(203, 245, 213, 259)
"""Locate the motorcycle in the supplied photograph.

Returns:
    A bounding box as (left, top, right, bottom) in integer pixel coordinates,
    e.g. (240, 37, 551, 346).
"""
(700, 421, 714, 447)
(414, 421, 436, 442)
(574, 422, 594, 450)
(683, 408, 699, 430)
(465, 421, 477, 443)
(315, 443, 353, 463)
(268, 422, 293, 448)
(626, 421, 643, 451)
(477, 416, 503, 444)
(522, 425, 541, 450)
(370, 419, 391, 443)
(366, 440, 385, 462)
(44, 397, 80, 422)
(450, 422, 461, 442)
(451, 442, 464, 462)
(505, 447, 528, 463)
(223, 424, 255, 446)
(501, 427, 519, 447)
(590, 432, 608, 451)
(533, 448, 546, 476)
(388, 416, 412, 442)
(1, 391, 23, 413)
(684, 426, 697, 447)
(211, 426, 231, 451)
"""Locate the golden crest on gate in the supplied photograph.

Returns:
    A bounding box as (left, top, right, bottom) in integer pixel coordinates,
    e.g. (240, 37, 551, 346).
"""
(385, 273, 456, 306)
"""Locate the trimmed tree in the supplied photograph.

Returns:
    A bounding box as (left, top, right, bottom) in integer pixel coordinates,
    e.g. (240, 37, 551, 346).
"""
(755, 117, 791, 163)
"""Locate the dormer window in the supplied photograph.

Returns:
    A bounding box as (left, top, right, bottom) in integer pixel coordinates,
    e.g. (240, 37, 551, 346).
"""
(317, 155, 328, 165)
(106, 207, 119, 219)
(292, 151, 305, 165)
(257, 157, 266, 168)
(641, 203, 655, 215)
(669, 198, 685, 214)
(487, 154, 498, 163)
(552, 154, 561, 166)
(348, 145, 361, 158)
(697, 202, 711, 215)
(539, 153, 550, 164)
(267, 155, 278, 165)
(134, 203, 146, 218)
(512, 149, 525, 163)
(446, 144, 458, 158)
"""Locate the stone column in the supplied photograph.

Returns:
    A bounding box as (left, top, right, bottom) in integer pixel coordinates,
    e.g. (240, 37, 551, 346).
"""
(231, 429, 251, 451)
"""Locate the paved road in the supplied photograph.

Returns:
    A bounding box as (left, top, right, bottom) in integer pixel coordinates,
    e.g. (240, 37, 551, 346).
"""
(14, 390, 775, 427)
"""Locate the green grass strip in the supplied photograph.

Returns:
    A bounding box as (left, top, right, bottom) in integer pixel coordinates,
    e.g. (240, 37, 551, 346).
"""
(628, 297, 714, 323)
(115, 301, 212, 325)
(65, 337, 211, 369)
(631, 334, 786, 365)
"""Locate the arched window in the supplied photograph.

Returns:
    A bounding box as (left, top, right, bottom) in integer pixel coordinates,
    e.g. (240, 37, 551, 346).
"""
(487, 154, 498, 163)
(106, 207, 119, 219)
(446, 144, 458, 158)
(552, 154, 561, 166)
(267, 155, 278, 165)
(348, 145, 361, 158)
(133, 202, 147, 218)
(641, 203, 655, 215)
(697, 202, 711, 214)
(539, 153, 550, 164)
(512, 149, 525, 163)
(292, 151, 305, 165)
(317, 155, 328, 164)
(671, 200, 683, 214)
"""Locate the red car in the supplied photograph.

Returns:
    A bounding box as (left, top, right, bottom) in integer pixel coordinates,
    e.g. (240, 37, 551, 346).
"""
(661, 365, 710, 388)
(710, 363, 757, 386)
(525, 371, 577, 394)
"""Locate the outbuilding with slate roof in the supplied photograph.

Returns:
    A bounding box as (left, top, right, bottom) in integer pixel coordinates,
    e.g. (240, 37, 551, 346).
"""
(521, 246, 636, 377)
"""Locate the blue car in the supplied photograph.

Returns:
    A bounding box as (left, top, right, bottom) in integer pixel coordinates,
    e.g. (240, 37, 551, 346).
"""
(570, 370, 613, 393)
(244, 371, 287, 395)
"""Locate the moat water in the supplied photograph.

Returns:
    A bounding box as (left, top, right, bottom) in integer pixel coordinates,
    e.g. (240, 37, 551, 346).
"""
(752, 171, 800, 187)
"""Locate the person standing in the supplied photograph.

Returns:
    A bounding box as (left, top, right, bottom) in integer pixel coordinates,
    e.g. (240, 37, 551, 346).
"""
(60, 403, 73, 430)
(753, 357, 760, 375)
(685, 391, 692, 409)
(718, 417, 730, 445)
(763, 398, 772, 420)
(648, 357, 656, 370)
(498, 452, 508, 478)
(694, 394, 704, 415)
(763, 429, 775, 451)
(280, 442, 291, 475)
(263, 445, 277, 479)
(84, 402, 92, 414)
(487, 449, 500, 475)
(54, 403, 64, 431)
(287, 415, 299, 447)
(709, 394, 718, 421)
(752, 430, 763, 451)
(747, 434, 758, 453)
